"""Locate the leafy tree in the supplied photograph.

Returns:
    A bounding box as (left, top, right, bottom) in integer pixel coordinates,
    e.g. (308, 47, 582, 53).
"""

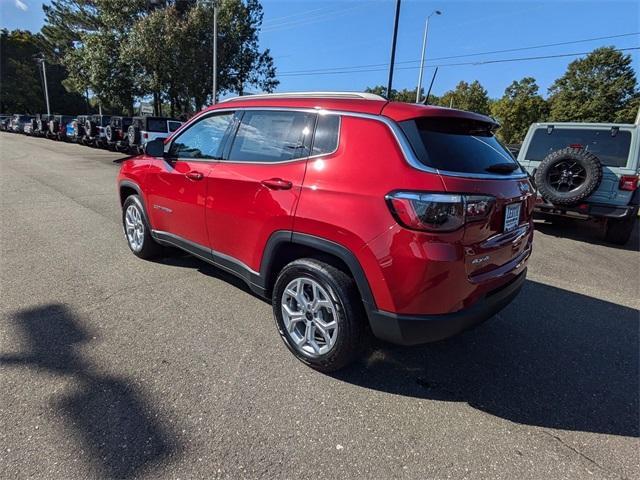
(548, 46, 638, 123)
(491, 77, 548, 144)
(0, 29, 88, 114)
(364, 85, 433, 103)
(437, 80, 491, 115)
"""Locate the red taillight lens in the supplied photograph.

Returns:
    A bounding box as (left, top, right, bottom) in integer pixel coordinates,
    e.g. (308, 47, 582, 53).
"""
(143, 132, 148, 139)
(386, 192, 494, 232)
(619, 175, 638, 191)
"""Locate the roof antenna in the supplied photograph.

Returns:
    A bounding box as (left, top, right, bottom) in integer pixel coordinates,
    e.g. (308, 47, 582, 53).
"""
(422, 67, 438, 105)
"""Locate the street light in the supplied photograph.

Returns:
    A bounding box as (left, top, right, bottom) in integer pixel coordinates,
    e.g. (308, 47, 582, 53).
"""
(416, 9, 442, 103)
(33, 55, 50, 115)
(198, 0, 218, 104)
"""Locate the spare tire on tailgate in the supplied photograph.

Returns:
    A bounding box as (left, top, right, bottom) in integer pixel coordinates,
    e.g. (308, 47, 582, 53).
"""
(534, 147, 602, 206)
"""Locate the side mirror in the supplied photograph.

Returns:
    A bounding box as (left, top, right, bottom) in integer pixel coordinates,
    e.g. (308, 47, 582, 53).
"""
(144, 138, 165, 157)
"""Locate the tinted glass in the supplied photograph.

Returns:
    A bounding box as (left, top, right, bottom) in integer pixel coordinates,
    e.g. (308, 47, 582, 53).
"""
(122, 118, 133, 127)
(525, 128, 631, 167)
(168, 121, 182, 132)
(168, 113, 234, 159)
(400, 117, 518, 174)
(312, 114, 340, 155)
(147, 118, 168, 132)
(228, 111, 316, 162)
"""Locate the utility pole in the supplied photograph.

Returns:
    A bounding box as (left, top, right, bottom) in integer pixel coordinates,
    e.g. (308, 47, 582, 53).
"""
(212, 3, 217, 104)
(416, 10, 441, 103)
(386, 0, 401, 100)
(37, 58, 51, 115)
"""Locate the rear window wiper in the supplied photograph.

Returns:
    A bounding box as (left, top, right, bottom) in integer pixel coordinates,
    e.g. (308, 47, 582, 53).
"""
(485, 162, 519, 173)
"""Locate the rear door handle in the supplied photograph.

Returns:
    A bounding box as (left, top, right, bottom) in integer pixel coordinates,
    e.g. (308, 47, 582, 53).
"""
(261, 178, 293, 190)
(186, 171, 204, 181)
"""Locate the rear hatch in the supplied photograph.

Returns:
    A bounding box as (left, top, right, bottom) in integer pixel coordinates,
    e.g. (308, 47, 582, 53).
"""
(399, 115, 534, 281)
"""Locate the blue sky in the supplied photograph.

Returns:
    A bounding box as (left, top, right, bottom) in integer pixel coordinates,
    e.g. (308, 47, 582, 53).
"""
(2, 0, 638, 99)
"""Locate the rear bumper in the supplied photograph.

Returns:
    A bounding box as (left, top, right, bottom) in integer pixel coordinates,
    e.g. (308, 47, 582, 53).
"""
(535, 199, 638, 219)
(368, 269, 526, 345)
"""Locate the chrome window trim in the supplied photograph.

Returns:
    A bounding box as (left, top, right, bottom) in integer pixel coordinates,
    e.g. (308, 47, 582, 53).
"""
(167, 106, 527, 179)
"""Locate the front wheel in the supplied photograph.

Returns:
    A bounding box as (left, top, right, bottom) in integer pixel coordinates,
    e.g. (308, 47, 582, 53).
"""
(122, 195, 163, 259)
(604, 215, 636, 245)
(272, 259, 368, 372)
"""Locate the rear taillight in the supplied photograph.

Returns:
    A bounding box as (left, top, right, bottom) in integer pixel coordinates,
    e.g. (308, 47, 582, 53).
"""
(619, 175, 638, 191)
(386, 192, 495, 232)
(143, 132, 148, 139)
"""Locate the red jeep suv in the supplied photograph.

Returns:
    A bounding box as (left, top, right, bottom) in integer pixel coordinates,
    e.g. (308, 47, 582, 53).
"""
(117, 92, 534, 371)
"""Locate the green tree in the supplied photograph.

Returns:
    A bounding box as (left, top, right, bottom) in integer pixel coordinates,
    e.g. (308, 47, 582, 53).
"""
(364, 85, 434, 103)
(0, 29, 88, 114)
(548, 46, 638, 123)
(491, 77, 548, 144)
(437, 80, 491, 115)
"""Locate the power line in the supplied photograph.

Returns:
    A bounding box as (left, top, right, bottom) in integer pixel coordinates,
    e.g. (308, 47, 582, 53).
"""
(276, 46, 640, 77)
(277, 32, 640, 75)
(261, 6, 335, 27)
(261, 3, 369, 33)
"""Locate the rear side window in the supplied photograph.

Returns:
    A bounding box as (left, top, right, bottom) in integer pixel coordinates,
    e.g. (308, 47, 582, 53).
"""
(400, 117, 518, 174)
(168, 121, 181, 133)
(147, 118, 168, 132)
(312, 114, 340, 155)
(525, 128, 631, 167)
(169, 112, 234, 159)
(228, 110, 316, 162)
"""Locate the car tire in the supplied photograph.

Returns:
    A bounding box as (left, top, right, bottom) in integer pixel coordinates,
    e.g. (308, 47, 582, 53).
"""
(534, 147, 602, 206)
(122, 195, 163, 259)
(272, 258, 367, 372)
(604, 216, 636, 245)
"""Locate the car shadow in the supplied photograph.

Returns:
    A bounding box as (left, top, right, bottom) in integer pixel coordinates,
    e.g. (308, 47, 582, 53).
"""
(0, 304, 182, 479)
(534, 214, 639, 252)
(332, 280, 639, 438)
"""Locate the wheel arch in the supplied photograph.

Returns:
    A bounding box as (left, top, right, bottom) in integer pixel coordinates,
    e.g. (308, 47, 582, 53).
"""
(259, 231, 377, 314)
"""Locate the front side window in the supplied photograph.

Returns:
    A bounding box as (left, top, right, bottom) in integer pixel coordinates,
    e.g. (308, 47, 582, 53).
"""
(168, 113, 234, 160)
(228, 110, 316, 162)
(525, 128, 632, 167)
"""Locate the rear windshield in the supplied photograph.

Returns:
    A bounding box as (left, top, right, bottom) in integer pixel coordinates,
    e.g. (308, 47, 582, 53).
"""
(147, 118, 168, 132)
(19, 116, 32, 122)
(400, 117, 518, 174)
(524, 127, 631, 167)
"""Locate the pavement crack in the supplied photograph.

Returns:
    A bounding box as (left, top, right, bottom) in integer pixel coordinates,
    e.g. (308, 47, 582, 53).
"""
(542, 430, 628, 479)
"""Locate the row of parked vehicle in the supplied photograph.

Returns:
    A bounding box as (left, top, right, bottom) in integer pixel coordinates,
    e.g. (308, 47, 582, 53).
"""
(0, 113, 183, 153)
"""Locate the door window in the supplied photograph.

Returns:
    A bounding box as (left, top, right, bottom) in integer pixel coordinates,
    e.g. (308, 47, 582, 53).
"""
(311, 114, 340, 155)
(168, 113, 234, 160)
(228, 110, 316, 162)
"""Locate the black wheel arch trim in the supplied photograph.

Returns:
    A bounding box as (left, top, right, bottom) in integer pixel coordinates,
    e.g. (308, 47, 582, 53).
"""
(260, 231, 377, 312)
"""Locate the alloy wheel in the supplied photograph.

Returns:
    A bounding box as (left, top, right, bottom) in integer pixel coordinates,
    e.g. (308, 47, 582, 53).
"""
(124, 204, 145, 252)
(281, 277, 339, 357)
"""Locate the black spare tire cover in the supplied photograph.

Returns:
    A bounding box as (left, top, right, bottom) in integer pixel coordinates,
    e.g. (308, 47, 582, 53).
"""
(534, 147, 602, 206)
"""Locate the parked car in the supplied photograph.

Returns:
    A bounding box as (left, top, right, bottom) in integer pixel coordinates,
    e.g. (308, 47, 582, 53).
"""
(117, 92, 534, 371)
(33, 114, 54, 137)
(72, 115, 89, 143)
(10, 114, 34, 133)
(84, 114, 112, 147)
(127, 116, 182, 153)
(23, 121, 34, 135)
(105, 116, 133, 150)
(49, 115, 75, 141)
(0, 115, 11, 131)
(518, 121, 639, 245)
(65, 120, 76, 139)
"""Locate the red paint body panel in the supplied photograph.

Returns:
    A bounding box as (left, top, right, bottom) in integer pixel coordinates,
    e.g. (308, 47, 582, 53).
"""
(118, 95, 533, 325)
(205, 160, 307, 272)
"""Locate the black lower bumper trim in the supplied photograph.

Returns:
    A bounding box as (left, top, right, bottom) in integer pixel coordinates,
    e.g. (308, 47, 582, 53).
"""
(369, 269, 527, 345)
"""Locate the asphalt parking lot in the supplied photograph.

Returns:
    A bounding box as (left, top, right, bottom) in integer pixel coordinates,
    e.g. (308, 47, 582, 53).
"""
(1, 132, 638, 480)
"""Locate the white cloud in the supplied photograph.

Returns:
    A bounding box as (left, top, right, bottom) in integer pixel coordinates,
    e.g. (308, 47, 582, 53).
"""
(15, 0, 28, 12)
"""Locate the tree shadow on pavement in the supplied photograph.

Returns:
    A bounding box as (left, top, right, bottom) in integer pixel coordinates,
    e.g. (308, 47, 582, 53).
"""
(534, 215, 639, 252)
(0, 304, 182, 479)
(333, 280, 639, 438)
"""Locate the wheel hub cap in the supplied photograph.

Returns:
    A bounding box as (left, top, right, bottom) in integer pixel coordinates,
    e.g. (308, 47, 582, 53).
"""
(124, 205, 144, 252)
(281, 277, 338, 357)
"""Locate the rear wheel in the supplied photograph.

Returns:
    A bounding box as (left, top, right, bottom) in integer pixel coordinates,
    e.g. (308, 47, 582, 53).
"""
(604, 216, 636, 245)
(122, 195, 163, 259)
(272, 259, 367, 372)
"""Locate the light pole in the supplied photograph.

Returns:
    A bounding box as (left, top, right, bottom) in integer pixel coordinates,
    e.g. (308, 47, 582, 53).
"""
(212, 3, 217, 104)
(416, 10, 441, 103)
(35, 57, 51, 115)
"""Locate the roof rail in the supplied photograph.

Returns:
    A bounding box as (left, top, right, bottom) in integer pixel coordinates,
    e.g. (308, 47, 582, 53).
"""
(219, 91, 386, 103)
